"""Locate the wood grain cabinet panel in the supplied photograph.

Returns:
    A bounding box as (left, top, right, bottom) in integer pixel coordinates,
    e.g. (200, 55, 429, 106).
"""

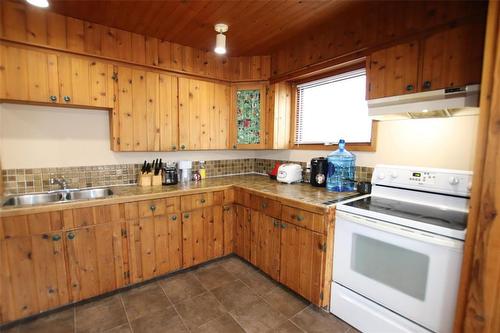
(178, 78, 230, 150)
(234, 205, 251, 261)
(279, 222, 325, 305)
(182, 206, 224, 268)
(421, 22, 484, 91)
(255, 214, 281, 281)
(223, 205, 235, 255)
(0, 45, 58, 103)
(155, 213, 182, 275)
(158, 73, 179, 151)
(366, 41, 419, 99)
(281, 205, 325, 234)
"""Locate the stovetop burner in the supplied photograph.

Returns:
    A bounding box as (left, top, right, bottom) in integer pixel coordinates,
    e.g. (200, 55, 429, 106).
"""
(344, 196, 467, 231)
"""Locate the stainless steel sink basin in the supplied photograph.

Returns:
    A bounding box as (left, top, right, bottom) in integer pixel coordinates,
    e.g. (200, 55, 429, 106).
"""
(2, 187, 114, 207)
(65, 188, 113, 201)
(2, 192, 64, 207)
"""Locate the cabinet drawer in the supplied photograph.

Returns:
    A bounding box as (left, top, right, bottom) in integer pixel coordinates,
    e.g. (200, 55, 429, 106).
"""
(139, 197, 180, 217)
(181, 192, 214, 211)
(235, 188, 251, 207)
(281, 206, 324, 233)
(250, 195, 282, 219)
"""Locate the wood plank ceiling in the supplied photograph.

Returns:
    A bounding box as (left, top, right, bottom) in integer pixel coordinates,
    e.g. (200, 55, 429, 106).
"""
(46, 0, 352, 56)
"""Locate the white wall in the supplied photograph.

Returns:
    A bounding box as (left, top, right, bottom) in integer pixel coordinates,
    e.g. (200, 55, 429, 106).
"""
(0, 103, 256, 169)
(0, 103, 479, 171)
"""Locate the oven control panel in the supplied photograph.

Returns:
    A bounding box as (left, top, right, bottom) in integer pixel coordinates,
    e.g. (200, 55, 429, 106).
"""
(372, 165, 472, 196)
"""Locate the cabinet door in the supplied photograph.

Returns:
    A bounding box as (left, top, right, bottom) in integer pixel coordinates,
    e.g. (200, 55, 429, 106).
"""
(205, 206, 224, 260)
(66, 223, 127, 301)
(0, 45, 58, 103)
(115, 66, 160, 151)
(212, 82, 230, 149)
(159, 73, 179, 151)
(256, 215, 281, 281)
(223, 205, 235, 255)
(249, 209, 260, 266)
(181, 209, 206, 267)
(127, 217, 156, 283)
(280, 222, 325, 305)
(234, 205, 251, 261)
(366, 41, 419, 99)
(58, 55, 114, 108)
(421, 22, 484, 91)
(155, 213, 182, 275)
(230, 83, 267, 149)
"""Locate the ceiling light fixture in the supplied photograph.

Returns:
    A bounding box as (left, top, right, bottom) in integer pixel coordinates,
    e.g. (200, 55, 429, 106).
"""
(26, 0, 49, 8)
(214, 23, 228, 55)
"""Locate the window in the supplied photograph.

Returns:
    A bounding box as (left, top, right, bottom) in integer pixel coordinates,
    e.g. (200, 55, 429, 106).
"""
(295, 69, 373, 145)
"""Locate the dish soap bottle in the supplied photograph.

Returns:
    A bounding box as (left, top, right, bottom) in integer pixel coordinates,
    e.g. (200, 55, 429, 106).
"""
(326, 139, 356, 192)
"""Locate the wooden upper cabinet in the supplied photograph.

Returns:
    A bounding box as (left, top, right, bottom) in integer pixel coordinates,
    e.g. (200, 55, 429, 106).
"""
(230, 83, 267, 149)
(366, 22, 484, 99)
(0, 45, 58, 103)
(366, 41, 419, 99)
(420, 22, 484, 91)
(178, 78, 230, 151)
(113, 67, 178, 152)
(0, 44, 114, 108)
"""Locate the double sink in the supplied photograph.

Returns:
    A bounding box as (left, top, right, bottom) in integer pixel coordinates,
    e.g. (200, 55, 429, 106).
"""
(2, 188, 114, 208)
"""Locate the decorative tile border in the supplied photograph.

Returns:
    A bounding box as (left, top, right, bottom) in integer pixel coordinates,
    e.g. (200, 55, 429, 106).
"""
(2, 158, 373, 195)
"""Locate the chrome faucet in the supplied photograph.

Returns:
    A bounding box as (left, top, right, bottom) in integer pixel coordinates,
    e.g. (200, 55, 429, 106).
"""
(50, 177, 69, 190)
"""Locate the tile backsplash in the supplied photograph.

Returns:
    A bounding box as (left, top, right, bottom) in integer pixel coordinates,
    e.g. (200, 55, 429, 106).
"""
(2, 159, 373, 195)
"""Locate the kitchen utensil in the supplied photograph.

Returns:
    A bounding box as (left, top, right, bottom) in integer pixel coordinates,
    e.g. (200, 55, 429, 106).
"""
(310, 157, 328, 187)
(141, 160, 147, 174)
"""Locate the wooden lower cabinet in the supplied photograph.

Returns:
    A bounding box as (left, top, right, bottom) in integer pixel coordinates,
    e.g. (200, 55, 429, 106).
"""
(66, 222, 127, 301)
(234, 205, 251, 261)
(128, 212, 182, 283)
(182, 206, 224, 268)
(255, 214, 281, 281)
(280, 222, 325, 305)
(223, 205, 235, 255)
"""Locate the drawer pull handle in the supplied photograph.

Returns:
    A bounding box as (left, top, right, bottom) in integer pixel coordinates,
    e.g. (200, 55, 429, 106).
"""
(184, 213, 190, 219)
(67, 232, 75, 240)
(49, 95, 57, 102)
(170, 215, 177, 221)
(296, 215, 304, 222)
(63, 96, 71, 102)
(406, 84, 414, 92)
(150, 205, 156, 212)
(200, 198, 206, 204)
(52, 234, 61, 241)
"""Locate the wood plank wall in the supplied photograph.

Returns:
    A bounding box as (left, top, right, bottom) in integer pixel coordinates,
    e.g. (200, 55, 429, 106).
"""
(0, 0, 270, 82)
(270, 0, 488, 81)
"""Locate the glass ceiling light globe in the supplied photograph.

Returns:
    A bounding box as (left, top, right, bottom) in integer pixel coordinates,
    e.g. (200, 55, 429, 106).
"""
(27, 0, 49, 8)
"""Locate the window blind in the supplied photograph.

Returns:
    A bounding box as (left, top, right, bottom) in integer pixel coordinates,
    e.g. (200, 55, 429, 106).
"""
(295, 68, 369, 144)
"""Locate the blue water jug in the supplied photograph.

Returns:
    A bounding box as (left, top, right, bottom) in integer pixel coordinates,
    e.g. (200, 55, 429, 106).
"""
(326, 139, 356, 192)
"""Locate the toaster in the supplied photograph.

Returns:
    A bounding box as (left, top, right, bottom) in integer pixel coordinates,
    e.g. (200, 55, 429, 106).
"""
(277, 164, 303, 184)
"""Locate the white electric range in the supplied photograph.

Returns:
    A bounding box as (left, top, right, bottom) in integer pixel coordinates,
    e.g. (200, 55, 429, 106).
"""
(330, 165, 472, 333)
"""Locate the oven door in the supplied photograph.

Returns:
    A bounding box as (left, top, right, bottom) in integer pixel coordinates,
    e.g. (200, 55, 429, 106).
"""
(333, 211, 464, 333)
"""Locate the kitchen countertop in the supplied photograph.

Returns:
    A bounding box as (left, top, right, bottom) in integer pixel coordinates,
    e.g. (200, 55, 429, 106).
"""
(0, 174, 360, 217)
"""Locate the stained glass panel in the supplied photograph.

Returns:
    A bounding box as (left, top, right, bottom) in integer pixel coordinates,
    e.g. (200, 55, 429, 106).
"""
(236, 89, 261, 144)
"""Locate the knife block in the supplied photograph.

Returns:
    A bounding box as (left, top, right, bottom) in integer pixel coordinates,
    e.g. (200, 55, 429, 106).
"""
(138, 174, 152, 186)
(152, 175, 162, 186)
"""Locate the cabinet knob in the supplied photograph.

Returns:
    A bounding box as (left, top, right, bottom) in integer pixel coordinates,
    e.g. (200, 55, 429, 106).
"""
(171, 145, 177, 150)
(52, 234, 61, 241)
(223, 206, 230, 212)
(423, 80, 432, 89)
(200, 198, 206, 204)
(49, 95, 57, 102)
(150, 205, 156, 212)
(405, 84, 414, 92)
(181, 145, 186, 150)
(67, 232, 75, 240)
(232, 145, 237, 149)
(281, 223, 286, 229)
(63, 96, 71, 102)
(261, 202, 268, 209)
(184, 213, 190, 219)
(296, 215, 304, 222)
(170, 215, 177, 221)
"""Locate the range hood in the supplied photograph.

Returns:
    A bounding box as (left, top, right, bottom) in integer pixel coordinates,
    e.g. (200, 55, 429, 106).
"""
(368, 84, 480, 120)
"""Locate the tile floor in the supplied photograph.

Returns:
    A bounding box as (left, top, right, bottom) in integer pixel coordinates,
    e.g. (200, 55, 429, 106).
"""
(2, 256, 357, 333)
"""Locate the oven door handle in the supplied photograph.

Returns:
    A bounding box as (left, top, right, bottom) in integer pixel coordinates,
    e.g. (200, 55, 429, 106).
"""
(336, 211, 464, 249)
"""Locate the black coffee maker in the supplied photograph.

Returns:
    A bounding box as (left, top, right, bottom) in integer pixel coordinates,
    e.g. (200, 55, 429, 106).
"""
(310, 157, 328, 187)
(162, 162, 178, 185)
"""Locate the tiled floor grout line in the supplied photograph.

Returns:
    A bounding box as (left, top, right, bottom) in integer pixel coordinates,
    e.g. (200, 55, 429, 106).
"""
(118, 294, 134, 333)
(157, 279, 192, 333)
